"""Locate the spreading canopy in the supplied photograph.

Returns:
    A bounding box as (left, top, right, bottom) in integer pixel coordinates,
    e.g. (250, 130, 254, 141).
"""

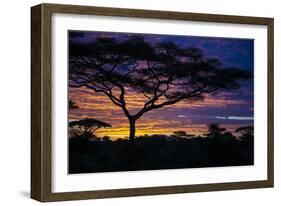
(69, 118, 112, 138)
(69, 118, 112, 128)
(69, 35, 252, 141)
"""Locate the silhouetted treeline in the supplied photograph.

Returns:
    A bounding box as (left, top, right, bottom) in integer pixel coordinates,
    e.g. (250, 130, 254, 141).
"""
(69, 125, 254, 174)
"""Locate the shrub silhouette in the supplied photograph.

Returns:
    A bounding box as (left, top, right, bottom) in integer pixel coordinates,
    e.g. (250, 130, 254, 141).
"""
(69, 124, 254, 174)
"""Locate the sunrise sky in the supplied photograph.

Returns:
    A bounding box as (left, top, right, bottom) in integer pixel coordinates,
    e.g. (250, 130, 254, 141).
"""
(68, 31, 254, 139)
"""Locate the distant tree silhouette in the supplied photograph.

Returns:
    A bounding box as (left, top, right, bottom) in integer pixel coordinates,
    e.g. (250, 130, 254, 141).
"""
(235, 125, 254, 145)
(102, 136, 111, 142)
(69, 131, 254, 173)
(69, 35, 252, 142)
(235, 126, 254, 137)
(173, 131, 187, 136)
(69, 100, 78, 109)
(173, 131, 195, 138)
(206, 123, 226, 138)
(69, 118, 111, 139)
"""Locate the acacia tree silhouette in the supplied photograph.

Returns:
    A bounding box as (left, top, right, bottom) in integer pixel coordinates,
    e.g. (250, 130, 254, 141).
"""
(69, 35, 251, 142)
(69, 118, 111, 138)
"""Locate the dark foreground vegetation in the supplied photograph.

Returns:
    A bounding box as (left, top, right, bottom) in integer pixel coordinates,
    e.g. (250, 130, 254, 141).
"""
(69, 124, 254, 174)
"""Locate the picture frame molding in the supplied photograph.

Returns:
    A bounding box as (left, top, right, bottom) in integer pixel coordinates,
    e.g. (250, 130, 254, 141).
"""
(31, 3, 274, 202)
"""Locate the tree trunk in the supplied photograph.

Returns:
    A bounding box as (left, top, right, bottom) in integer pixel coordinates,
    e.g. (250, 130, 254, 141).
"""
(129, 118, 136, 142)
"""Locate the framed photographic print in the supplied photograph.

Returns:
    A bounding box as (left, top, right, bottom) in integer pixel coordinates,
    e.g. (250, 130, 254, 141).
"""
(31, 3, 274, 202)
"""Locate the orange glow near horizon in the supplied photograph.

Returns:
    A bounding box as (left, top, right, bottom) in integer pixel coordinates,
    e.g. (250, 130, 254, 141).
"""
(69, 87, 252, 139)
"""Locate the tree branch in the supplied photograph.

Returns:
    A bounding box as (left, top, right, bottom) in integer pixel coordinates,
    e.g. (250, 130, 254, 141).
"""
(85, 84, 123, 107)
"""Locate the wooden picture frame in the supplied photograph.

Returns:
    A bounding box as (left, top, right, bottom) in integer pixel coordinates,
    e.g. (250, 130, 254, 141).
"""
(31, 3, 274, 202)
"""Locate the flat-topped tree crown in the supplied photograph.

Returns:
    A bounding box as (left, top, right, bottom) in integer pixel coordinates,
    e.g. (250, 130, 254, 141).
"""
(69, 35, 252, 142)
(69, 118, 111, 138)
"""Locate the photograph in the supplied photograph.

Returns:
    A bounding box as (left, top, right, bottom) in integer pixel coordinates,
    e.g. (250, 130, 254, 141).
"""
(68, 30, 254, 174)
(30, 3, 273, 201)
